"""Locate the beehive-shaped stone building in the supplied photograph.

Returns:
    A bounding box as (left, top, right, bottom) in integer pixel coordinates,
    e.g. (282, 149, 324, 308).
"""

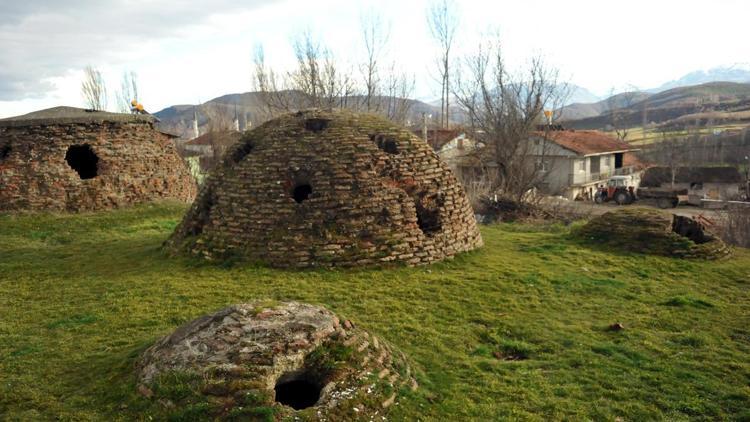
(0, 107, 196, 212)
(166, 109, 482, 267)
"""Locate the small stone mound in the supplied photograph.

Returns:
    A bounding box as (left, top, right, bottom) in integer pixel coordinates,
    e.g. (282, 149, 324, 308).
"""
(137, 302, 416, 420)
(575, 208, 730, 259)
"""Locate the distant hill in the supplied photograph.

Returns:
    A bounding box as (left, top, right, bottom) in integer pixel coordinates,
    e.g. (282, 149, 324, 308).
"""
(652, 64, 750, 92)
(154, 91, 440, 139)
(560, 91, 651, 121)
(565, 82, 750, 130)
(566, 84, 601, 105)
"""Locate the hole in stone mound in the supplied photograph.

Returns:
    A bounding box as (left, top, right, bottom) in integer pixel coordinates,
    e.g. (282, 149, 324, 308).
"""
(672, 215, 711, 244)
(65, 144, 99, 179)
(274, 371, 322, 410)
(292, 183, 313, 203)
(416, 202, 442, 235)
(0, 143, 10, 159)
(230, 141, 254, 163)
(370, 134, 399, 154)
(189, 187, 215, 236)
(304, 118, 329, 133)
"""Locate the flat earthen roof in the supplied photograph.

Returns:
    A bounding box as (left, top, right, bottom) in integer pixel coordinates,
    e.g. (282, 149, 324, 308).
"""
(0, 106, 155, 127)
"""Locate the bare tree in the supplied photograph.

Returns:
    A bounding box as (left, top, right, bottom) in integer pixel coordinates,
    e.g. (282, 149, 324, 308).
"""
(382, 62, 415, 124)
(453, 37, 569, 200)
(253, 31, 359, 114)
(81, 66, 107, 111)
(427, 0, 458, 129)
(360, 11, 390, 113)
(607, 86, 639, 141)
(115, 71, 139, 113)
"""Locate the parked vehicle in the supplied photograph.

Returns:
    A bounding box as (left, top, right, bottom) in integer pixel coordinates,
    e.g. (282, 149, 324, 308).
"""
(595, 175, 637, 205)
(596, 175, 689, 208)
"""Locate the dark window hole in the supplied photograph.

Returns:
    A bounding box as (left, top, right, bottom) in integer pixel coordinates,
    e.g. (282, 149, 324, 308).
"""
(371, 134, 399, 154)
(304, 118, 329, 133)
(416, 204, 442, 235)
(292, 183, 313, 203)
(672, 215, 711, 244)
(65, 144, 99, 179)
(188, 189, 215, 236)
(274, 371, 322, 410)
(0, 144, 10, 159)
(230, 141, 254, 163)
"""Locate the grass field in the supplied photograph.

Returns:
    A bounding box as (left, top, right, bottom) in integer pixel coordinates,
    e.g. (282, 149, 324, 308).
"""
(1, 202, 749, 420)
(605, 124, 749, 146)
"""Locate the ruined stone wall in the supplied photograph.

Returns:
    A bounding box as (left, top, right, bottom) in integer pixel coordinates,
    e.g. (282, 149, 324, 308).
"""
(0, 121, 197, 212)
(166, 110, 482, 267)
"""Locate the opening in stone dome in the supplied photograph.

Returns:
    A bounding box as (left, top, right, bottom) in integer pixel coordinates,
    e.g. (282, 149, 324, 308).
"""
(274, 370, 323, 410)
(672, 215, 711, 244)
(304, 118, 329, 132)
(65, 144, 99, 179)
(292, 183, 313, 203)
(0, 143, 10, 160)
(416, 204, 442, 235)
(230, 141, 254, 163)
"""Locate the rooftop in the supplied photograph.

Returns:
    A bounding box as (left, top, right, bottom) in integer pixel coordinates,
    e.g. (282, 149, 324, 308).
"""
(0, 106, 155, 128)
(536, 130, 634, 156)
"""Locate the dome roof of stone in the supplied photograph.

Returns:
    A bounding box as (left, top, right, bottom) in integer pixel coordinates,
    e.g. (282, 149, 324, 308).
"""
(0, 106, 155, 127)
(166, 109, 482, 267)
(575, 208, 730, 259)
(137, 302, 416, 420)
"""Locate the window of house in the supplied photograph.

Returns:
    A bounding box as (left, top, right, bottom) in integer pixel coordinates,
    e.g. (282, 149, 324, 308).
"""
(577, 160, 585, 172)
(536, 160, 549, 172)
(603, 156, 610, 166)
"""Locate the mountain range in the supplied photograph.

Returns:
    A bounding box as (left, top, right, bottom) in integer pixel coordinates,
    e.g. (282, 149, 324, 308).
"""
(154, 65, 750, 136)
(563, 82, 750, 130)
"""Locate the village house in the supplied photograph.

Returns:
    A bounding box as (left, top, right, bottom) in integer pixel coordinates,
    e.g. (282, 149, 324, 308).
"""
(435, 127, 641, 200)
(529, 129, 641, 200)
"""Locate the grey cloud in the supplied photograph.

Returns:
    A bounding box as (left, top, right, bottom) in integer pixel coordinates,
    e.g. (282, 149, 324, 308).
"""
(0, 0, 280, 100)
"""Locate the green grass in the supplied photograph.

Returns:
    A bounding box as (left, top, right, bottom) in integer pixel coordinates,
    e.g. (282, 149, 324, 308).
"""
(1, 202, 749, 420)
(607, 123, 749, 146)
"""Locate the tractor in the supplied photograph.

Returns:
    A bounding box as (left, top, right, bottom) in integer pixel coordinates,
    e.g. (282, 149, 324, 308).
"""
(595, 175, 637, 205)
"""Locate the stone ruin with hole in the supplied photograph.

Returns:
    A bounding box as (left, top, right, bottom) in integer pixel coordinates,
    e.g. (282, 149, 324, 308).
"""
(0, 106, 196, 212)
(165, 109, 483, 267)
(575, 207, 731, 259)
(137, 301, 417, 420)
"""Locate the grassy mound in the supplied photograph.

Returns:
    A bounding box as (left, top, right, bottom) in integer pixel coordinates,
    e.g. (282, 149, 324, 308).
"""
(574, 207, 731, 259)
(0, 203, 749, 420)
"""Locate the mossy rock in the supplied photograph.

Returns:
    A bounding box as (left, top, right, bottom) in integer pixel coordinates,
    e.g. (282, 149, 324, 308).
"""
(573, 208, 730, 260)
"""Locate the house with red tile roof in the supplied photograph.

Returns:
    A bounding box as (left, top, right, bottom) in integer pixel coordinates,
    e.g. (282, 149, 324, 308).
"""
(530, 129, 641, 199)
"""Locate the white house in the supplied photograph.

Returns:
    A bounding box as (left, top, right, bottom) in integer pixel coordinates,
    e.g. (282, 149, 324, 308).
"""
(529, 129, 641, 200)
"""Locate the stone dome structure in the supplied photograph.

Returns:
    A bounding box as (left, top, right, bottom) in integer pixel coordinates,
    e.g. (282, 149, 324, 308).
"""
(575, 208, 730, 259)
(0, 106, 196, 212)
(166, 109, 482, 267)
(137, 302, 416, 420)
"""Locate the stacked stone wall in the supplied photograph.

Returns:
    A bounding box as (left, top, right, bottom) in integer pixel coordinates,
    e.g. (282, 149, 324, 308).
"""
(166, 109, 482, 267)
(0, 121, 196, 211)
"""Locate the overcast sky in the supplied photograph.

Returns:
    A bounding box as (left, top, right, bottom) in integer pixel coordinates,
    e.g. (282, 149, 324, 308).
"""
(0, 0, 748, 118)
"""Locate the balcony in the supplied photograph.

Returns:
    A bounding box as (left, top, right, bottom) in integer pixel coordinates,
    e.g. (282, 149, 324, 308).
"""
(568, 166, 636, 186)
